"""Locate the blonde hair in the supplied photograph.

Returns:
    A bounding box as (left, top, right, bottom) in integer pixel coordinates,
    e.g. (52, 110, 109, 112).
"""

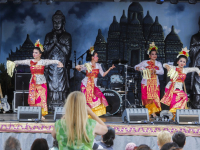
(62, 91, 90, 145)
(157, 131, 172, 147)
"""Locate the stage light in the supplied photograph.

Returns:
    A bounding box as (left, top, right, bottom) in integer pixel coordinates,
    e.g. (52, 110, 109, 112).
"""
(46, 0, 53, 5)
(156, 0, 164, 4)
(0, 0, 7, 3)
(170, 0, 179, 4)
(188, 0, 197, 4)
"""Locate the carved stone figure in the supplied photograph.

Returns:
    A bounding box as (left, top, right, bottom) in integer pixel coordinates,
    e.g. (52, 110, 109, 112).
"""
(190, 16, 200, 109)
(44, 10, 72, 109)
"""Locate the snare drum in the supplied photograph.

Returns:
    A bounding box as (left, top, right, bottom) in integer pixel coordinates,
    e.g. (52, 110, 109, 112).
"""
(103, 90, 122, 115)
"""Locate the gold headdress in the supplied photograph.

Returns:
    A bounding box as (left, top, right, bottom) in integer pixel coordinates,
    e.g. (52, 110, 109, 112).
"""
(35, 39, 44, 52)
(177, 47, 189, 58)
(89, 46, 95, 55)
(147, 42, 158, 55)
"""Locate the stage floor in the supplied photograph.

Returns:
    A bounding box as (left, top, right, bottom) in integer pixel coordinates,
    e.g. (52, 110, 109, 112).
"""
(1, 113, 200, 137)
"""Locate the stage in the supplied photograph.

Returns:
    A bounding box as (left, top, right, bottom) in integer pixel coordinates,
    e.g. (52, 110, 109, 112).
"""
(0, 113, 200, 149)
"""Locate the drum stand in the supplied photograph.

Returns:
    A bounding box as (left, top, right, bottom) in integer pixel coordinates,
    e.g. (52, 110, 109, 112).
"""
(124, 64, 136, 109)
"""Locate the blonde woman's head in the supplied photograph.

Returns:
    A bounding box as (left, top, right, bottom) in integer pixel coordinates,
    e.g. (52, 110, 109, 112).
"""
(63, 91, 90, 145)
(157, 131, 172, 148)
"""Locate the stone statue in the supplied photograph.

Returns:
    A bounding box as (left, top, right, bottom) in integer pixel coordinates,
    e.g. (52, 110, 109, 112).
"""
(190, 16, 200, 109)
(44, 10, 72, 109)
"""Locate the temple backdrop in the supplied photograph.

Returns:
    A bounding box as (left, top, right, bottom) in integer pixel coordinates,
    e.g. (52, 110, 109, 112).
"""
(0, 1, 200, 102)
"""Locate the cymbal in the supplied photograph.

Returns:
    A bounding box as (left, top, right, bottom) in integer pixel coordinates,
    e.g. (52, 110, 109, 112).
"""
(112, 59, 128, 64)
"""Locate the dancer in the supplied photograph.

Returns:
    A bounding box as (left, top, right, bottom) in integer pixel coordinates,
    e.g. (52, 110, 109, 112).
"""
(75, 46, 115, 117)
(134, 42, 164, 118)
(7, 40, 63, 119)
(161, 47, 200, 114)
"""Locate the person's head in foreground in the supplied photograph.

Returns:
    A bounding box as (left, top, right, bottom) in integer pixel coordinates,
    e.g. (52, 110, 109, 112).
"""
(125, 142, 137, 150)
(172, 131, 186, 149)
(157, 131, 172, 149)
(102, 126, 115, 147)
(136, 144, 151, 150)
(30, 138, 49, 150)
(4, 136, 21, 150)
(160, 142, 179, 150)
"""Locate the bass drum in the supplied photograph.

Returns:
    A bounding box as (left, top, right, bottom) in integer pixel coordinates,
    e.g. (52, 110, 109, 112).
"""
(103, 90, 122, 115)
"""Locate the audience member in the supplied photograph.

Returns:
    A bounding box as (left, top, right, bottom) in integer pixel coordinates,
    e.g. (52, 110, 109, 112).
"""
(51, 91, 108, 149)
(96, 126, 115, 150)
(172, 131, 186, 150)
(125, 142, 137, 150)
(136, 144, 151, 150)
(49, 139, 59, 150)
(4, 136, 21, 150)
(160, 142, 179, 150)
(30, 138, 49, 150)
(157, 131, 172, 149)
(169, 147, 181, 150)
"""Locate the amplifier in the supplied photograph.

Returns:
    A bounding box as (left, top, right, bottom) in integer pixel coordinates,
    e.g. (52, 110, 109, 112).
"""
(54, 107, 64, 121)
(12, 91, 29, 112)
(15, 73, 31, 91)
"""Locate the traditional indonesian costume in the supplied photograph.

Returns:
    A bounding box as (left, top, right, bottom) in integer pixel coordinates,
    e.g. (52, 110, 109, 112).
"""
(161, 64, 200, 113)
(80, 62, 108, 116)
(14, 59, 60, 116)
(134, 60, 164, 115)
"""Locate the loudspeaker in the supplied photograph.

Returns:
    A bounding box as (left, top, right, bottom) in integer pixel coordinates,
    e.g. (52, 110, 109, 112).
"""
(54, 107, 64, 121)
(15, 73, 31, 91)
(12, 91, 29, 112)
(122, 108, 149, 124)
(176, 109, 200, 125)
(17, 106, 41, 122)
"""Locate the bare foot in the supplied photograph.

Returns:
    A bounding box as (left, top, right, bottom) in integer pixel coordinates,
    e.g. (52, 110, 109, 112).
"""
(152, 113, 157, 118)
(41, 116, 45, 120)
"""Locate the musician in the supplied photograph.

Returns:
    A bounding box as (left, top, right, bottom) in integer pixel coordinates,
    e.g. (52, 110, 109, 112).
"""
(75, 46, 115, 116)
(134, 42, 164, 118)
(161, 47, 200, 115)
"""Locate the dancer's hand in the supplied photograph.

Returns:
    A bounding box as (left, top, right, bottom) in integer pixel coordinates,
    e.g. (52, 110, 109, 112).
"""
(151, 69, 156, 74)
(57, 62, 63, 68)
(165, 65, 170, 71)
(136, 67, 140, 71)
(109, 64, 115, 70)
(75, 65, 82, 71)
(199, 73, 200, 76)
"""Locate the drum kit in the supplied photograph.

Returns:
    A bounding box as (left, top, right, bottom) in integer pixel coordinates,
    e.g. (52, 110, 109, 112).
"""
(101, 59, 142, 116)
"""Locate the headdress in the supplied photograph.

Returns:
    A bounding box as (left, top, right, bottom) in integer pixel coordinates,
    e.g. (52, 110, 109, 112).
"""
(35, 39, 44, 52)
(89, 46, 95, 55)
(147, 42, 158, 55)
(177, 47, 189, 58)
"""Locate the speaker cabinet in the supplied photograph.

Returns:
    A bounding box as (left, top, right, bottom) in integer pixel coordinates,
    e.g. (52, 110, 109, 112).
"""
(17, 106, 41, 122)
(176, 109, 200, 124)
(13, 91, 29, 112)
(54, 107, 64, 121)
(15, 73, 31, 91)
(122, 108, 149, 124)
